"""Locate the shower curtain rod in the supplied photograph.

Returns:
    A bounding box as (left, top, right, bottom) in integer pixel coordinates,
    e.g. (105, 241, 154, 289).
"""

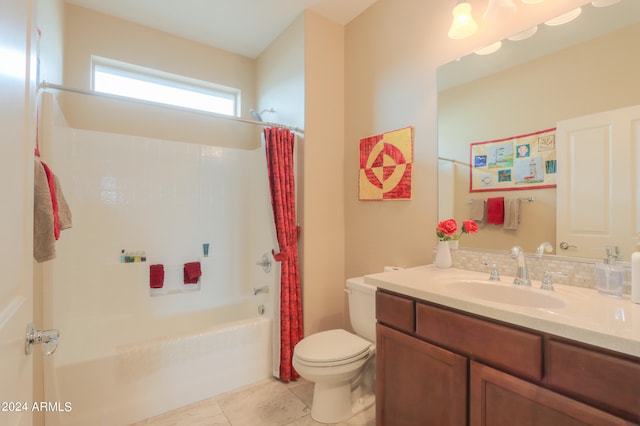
(39, 81, 304, 134)
(438, 156, 470, 167)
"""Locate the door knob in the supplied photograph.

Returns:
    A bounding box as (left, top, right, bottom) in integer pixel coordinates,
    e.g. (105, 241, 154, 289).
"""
(559, 241, 577, 250)
(25, 323, 60, 356)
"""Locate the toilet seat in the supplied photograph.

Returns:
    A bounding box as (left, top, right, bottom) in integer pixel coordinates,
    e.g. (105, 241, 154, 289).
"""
(294, 329, 373, 367)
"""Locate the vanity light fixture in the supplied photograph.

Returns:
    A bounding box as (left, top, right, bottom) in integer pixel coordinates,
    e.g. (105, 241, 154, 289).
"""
(591, 0, 621, 6)
(483, 0, 517, 23)
(507, 25, 538, 41)
(474, 40, 502, 55)
(448, 1, 479, 39)
(544, 7, 582, 26)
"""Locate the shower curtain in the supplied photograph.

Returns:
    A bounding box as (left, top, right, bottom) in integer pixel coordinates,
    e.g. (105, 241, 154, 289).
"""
(264, 127, 303, 382)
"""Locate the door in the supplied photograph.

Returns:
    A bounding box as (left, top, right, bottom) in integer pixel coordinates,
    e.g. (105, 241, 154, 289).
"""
(0, 0, 36, 425)
(556, 104, 640, 260)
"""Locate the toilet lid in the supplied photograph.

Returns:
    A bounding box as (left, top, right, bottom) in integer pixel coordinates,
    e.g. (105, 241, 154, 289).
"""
(294, 329, 372, 364)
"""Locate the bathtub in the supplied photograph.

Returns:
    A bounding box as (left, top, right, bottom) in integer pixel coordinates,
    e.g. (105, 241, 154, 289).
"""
(44, 300, 272, 426)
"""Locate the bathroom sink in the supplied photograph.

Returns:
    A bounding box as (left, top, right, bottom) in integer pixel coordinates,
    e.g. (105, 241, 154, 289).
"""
(448, 280, 566, 309)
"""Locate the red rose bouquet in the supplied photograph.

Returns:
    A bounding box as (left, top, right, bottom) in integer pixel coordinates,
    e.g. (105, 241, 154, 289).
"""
(437, 219, 478, 241)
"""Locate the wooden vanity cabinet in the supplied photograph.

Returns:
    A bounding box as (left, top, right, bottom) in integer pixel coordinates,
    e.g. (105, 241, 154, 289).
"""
(376, 324, 467, 426)
(470, 362, 631, 426)
(375, 289, 639, 426)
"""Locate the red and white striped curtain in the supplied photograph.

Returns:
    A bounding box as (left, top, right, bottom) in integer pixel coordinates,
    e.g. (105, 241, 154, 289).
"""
(264, 127, 303, 382)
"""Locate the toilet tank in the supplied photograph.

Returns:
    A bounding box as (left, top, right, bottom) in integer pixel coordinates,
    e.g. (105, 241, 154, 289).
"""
(346, 277, 377, 342)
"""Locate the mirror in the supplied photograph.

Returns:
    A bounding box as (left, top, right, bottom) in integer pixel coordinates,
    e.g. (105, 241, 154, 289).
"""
(437, 1, 640, 258)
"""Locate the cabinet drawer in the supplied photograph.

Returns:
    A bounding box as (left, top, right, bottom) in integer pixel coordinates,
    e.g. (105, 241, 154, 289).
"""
(416, 303, 542, 381)
(376, 290, 414, 333)
(545, 339, 640, 422)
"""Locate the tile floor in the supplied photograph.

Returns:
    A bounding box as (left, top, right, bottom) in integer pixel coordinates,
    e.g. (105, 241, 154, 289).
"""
(131, 378, 376, 426)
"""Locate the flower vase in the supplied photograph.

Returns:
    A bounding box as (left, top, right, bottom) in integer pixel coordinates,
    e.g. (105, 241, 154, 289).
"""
(448, 240, 459, 250)
(434, 241, 452, 268)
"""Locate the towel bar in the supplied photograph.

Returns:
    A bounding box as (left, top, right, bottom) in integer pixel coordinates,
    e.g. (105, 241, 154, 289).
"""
(467, 196, 534, 204)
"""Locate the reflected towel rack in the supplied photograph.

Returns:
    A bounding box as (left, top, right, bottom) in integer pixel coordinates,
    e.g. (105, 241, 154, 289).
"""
(467, 196, 535, 203)
(38, 81, 304, 134)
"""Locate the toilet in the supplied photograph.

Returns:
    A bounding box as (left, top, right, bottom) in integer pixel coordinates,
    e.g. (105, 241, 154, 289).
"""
(292, 277, 377, 423)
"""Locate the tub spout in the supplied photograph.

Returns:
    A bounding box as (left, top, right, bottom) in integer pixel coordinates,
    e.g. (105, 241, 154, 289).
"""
(253, 286, 269, 295)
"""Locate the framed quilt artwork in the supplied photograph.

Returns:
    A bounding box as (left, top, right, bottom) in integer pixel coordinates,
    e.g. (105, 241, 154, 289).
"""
(470, 128, 556, 192)
(359, 126, 414, 200)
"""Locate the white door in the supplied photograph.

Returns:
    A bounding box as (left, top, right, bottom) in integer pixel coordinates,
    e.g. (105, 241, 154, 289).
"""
(556, 104, 640, 260)
(0, 0, 36, 425)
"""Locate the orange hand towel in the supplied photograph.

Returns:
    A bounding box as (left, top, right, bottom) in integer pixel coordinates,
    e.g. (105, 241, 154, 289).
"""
(486, 197, 505, 224)
(183, 262, 201, 284)
(150, 264, 164, 288)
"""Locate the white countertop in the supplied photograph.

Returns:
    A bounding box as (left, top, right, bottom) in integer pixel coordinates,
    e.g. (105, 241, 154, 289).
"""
(365, 265, 640, 358)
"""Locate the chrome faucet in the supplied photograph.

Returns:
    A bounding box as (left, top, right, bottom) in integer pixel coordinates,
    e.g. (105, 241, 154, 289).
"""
(540, 270, 567, 291)
(510, 246, 531, 287)
(481, 261, 500, 281)
(536, 241, 553, 257)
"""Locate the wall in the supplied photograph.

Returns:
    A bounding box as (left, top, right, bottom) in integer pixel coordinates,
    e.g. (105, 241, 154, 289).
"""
(344, 0, 590, 278)
(256, 11, 346, 336)
(62, 4, 260, 149)
(438, 23, 640, 253)
(47, 128, 274, 353)
(302, 12, 346, 334)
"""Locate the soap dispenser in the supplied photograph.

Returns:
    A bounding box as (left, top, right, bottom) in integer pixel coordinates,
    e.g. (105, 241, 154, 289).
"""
(595, 246, 624, 298)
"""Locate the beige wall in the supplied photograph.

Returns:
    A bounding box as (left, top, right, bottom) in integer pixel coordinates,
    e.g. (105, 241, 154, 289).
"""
(256, 15, 305, 130)
(258, 11, 346, 335)
(302, 12, 346, 334)
(63, 4, 260, 149)
(344, 0, 589, 278)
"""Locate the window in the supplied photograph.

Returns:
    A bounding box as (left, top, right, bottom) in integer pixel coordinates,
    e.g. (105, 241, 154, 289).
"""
(91, 57, 240, 116)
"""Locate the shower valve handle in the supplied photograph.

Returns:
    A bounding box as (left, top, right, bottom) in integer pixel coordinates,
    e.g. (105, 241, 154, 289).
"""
(25, 323, 60, 356)
(256, 253, 272, 273)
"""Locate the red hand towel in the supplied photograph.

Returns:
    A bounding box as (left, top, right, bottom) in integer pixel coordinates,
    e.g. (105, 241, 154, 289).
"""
(486, 197, 505, 224)
(150, 264, 164, 288)
(184, 262, 201, 284)
(40, 161, 60, 240)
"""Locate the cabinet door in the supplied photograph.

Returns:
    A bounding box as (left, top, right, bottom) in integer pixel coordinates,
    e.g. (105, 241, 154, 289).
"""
(376, 324, 467, 426)
(470, 361, 630, 426)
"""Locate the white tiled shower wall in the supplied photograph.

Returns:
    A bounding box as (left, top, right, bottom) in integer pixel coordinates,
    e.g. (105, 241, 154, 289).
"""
(48, 127, 277, 349)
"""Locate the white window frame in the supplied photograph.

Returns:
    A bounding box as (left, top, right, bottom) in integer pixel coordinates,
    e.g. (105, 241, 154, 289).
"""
(91, 56, 241, 117)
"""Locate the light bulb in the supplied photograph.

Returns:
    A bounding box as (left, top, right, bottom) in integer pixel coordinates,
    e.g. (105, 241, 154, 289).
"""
(448, 2, 478, 39)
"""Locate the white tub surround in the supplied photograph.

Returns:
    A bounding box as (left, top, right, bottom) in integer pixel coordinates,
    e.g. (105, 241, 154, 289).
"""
(45, 305, 271, 426)
(365, 265, 640, 357)
(43, 127, 278, 425)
